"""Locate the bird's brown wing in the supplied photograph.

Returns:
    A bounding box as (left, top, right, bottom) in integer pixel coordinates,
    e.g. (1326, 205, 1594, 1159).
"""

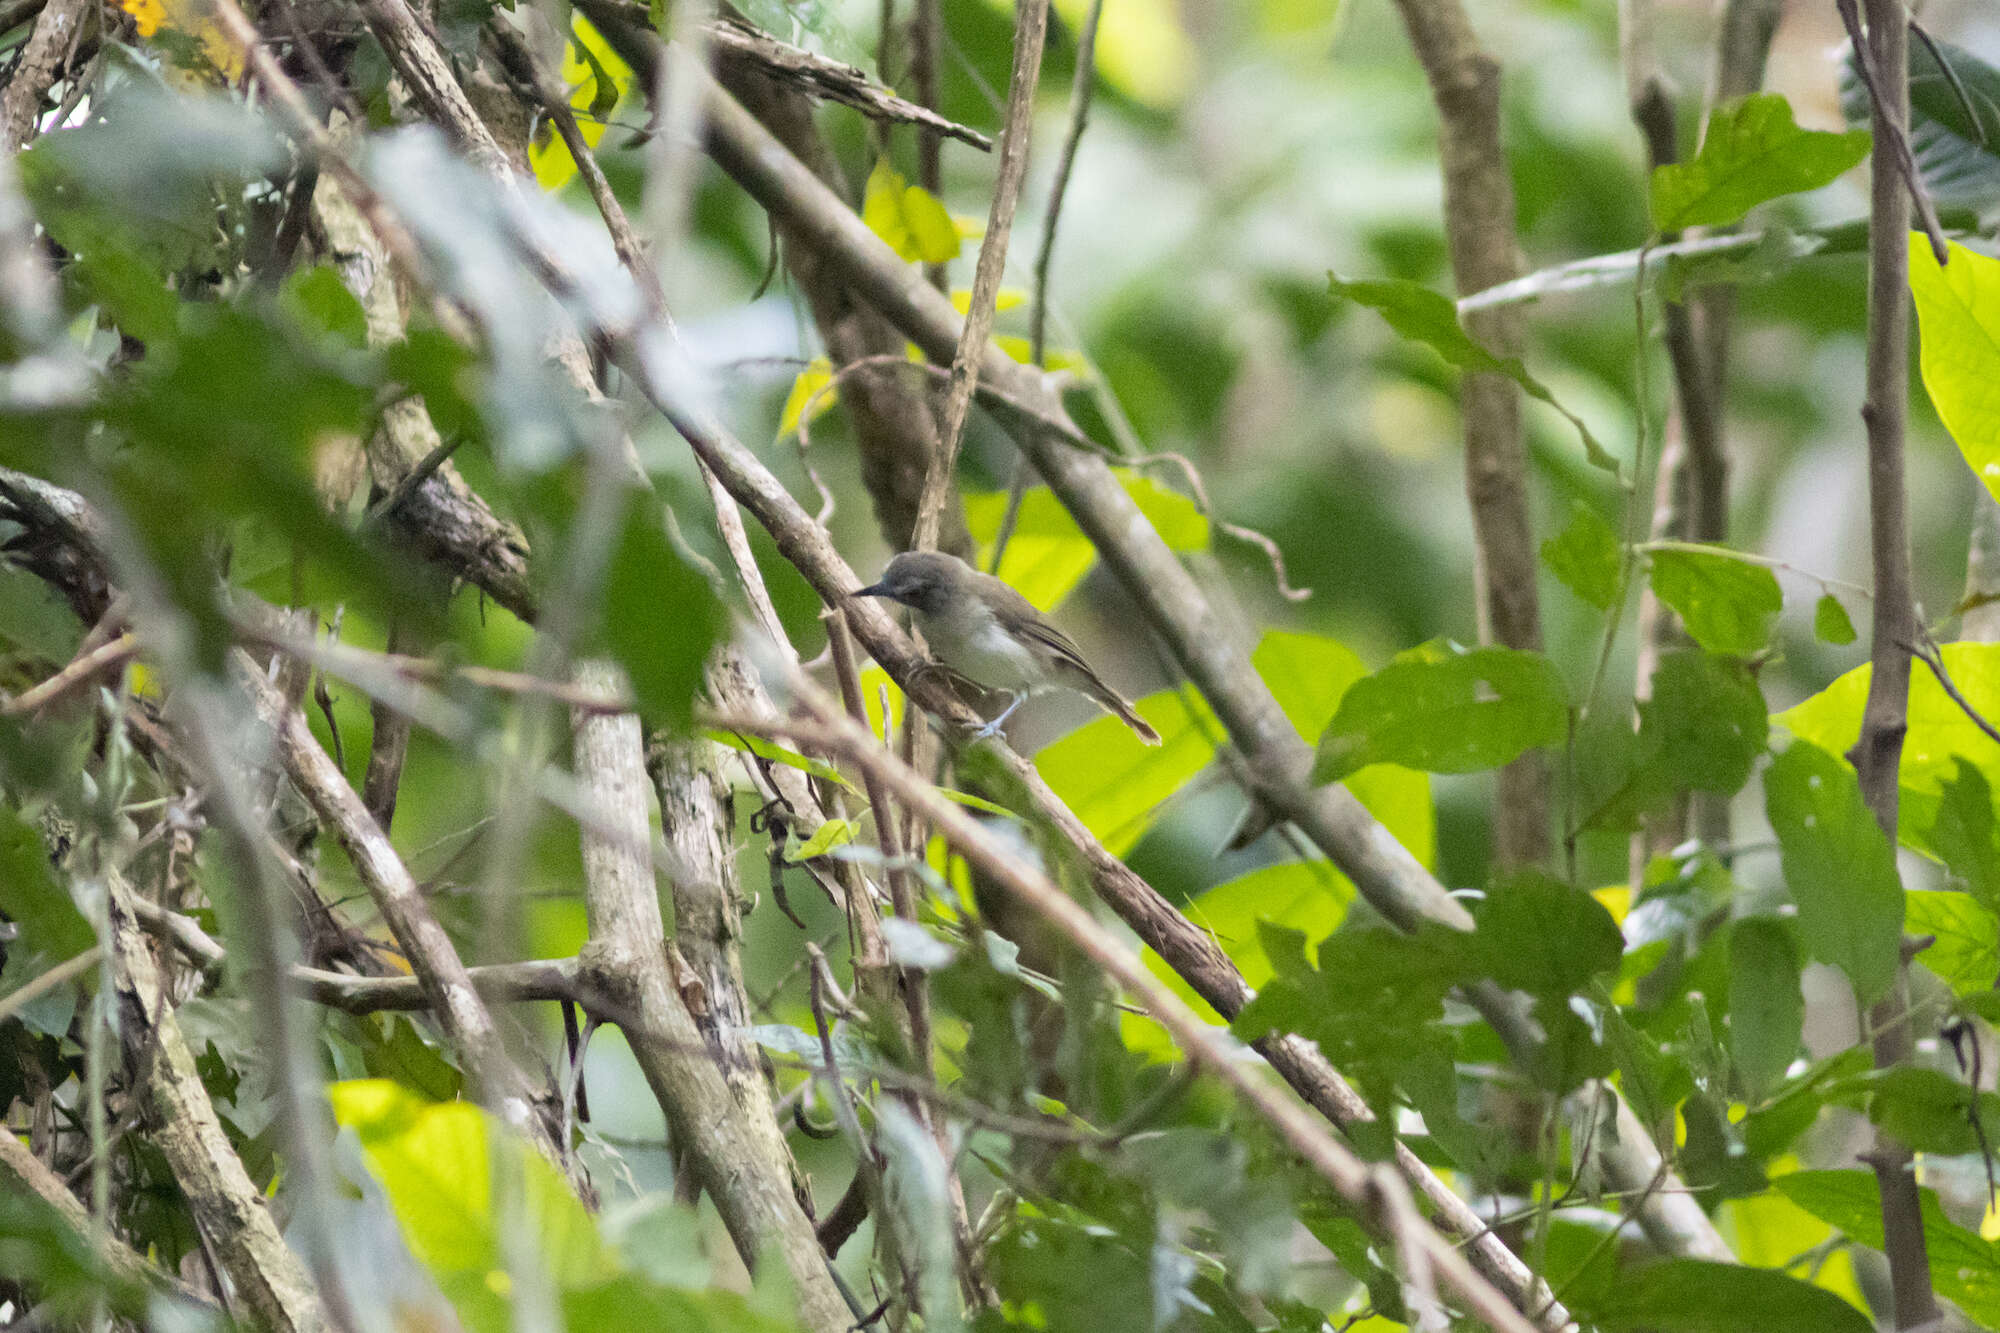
(985, 578, 1161, 744)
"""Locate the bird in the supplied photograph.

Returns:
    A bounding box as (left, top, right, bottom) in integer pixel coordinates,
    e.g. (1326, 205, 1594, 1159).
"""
(851, 550, 1162, 746)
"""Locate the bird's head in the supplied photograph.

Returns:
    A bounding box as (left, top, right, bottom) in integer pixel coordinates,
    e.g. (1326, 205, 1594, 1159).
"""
(851, 550, 969, 617)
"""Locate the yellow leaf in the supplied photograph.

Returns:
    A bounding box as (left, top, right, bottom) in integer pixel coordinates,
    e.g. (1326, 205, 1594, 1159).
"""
(529, 16, 628, 191)
(863, 160, 961, 263)
(778, 357, 837, 436)
(122, 0, 243, 81)
(950, 288, 1027, 314)
(983, 0, 1193, 111)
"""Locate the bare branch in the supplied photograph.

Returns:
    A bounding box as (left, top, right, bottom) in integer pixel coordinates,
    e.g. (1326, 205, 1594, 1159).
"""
(1846, 0, 1942, 1321)
(104, 873, 326, 1333)
(910, 0, 1048, 555)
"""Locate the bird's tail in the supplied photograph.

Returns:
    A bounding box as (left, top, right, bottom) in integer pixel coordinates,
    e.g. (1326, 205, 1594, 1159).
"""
(1082, 680, 1162, 746)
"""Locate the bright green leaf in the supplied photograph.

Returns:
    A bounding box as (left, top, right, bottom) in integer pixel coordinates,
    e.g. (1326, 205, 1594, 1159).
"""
(1911, 236, 2000, 502)
(1650, 93, 1871, 232)
(1763, 742, 1905, 1005)
(1311, 642, 1569, 784)
(1728, 917, 1802, 1098)
(1542, 501, 1623, 610)
(1036, 688, 1214, 857)
(788, 818, 856, 862)
(1647, 547, 1782, 657)
(1904, 888, 1999, 995)
(777, 356, 837, 437)
(329, 1080, 614, 1333)
(1328, 273, 1615, 472)
(1868, 1066, 2000, 1155)
(1814, 593, 1857, 645)
(1777, 642, 2000, 857)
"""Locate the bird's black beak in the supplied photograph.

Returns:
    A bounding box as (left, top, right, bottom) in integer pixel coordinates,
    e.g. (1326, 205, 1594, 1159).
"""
(850, 582, 891, 601)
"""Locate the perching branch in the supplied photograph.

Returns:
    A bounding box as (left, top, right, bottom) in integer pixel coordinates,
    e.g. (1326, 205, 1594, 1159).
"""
(748, 675, 1550, 1333)
(1846, 0, 1942, 1324)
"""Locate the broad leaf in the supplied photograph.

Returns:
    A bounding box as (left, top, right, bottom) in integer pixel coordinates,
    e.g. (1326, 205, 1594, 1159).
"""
(1911, 237, 2000, 504)
(1933, 758, 2000, 912)
(1814, 593, 1857, 645)
(596, 499, 725, 729)
(862, 160, 961, 265)
(1472, 869, 1622, 999)
(1868, 1066, 2000, 1155)
(1328, 274, 1615, 471)
(963, 470, 1208, 611)
(1775, 1169, 2000, 1325)
(1777, 641, 2000, 857)
(1905, 888, 2000, 995)
(1542, 501, 1623, 610)
(1311, 642, 1569, 784)
(1647, 547, 1782, 657)
(1592, 650, 1769, 829)
(1650, 93, 1870, 232)
(1728, 918, 1802, 1098)
(1582, 1258, 1872, 1333)
(1763, 742, 1905, 1005)
(1842, 37, 2000, 211)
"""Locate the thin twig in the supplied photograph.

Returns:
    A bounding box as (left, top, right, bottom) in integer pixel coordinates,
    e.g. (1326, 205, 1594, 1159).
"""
(1, 631, 138, 715)
(910, 0, 1050, 554)
(1836, 0, 1950, 266)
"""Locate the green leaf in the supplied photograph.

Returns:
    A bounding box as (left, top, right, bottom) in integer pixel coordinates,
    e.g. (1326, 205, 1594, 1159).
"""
(963, 469, 1207, 611)
(1311, 642, 1569, 784)
(1868, 1066, 2000, 1155)
(1777, 641, 2000, 857)
(1905, 888, 2000, 995)
(1933, 759, 2000, 913)
(1775, 1169, 2000, 1325)
(1813, 593, 1857, 645)
(787, 818, 856, 862)
(1581, 1258, 1872, 1333)
(329, 1080, 615, 1333)
(1542, 501, 1623, 610)
(0, 806, 89, 960)
(704, 730, 855, 791)
(1842, 36, 2000, 212)
(776, 356, 837, 437)
(1650, 93, 1871, 232)
(861, 160, 961, 264)
(596, 499, 725, 729)
(1036, 688, 1214, 857)
(1728, 918, 1802, 1099)
(1647, 547, 1782, 657)
(1253, 629, 1434, 867)
(1763, 742, 1905, 1005)
(1911, 236, 2000, 503)
(1608, 651, 1770, 823)
(1158, 860, 1356, 1026)
(1328, 274, 1615, 472)
(279, 265, 370, 350)
(1471, 869, 1622, 999)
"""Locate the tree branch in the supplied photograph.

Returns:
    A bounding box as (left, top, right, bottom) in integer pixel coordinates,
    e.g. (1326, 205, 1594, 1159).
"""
(747, 676, 1549, 1333)
(1846, 0, 1940, 1324)
(1390, 0, 1549, 868)
(909, 0, 1047, 554)
(104, 873, 326, 1333)
(569, 660, 852, 1333)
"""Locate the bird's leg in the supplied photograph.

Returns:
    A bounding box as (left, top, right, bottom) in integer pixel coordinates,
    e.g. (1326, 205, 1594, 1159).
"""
(971, 691, 1026, 741)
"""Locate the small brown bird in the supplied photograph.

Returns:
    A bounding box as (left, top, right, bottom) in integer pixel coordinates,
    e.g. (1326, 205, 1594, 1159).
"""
(852, 551, 1162, 745)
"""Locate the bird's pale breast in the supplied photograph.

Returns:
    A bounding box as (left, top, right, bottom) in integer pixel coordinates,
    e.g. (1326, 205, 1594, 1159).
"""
(916, 600, 1042, 692)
